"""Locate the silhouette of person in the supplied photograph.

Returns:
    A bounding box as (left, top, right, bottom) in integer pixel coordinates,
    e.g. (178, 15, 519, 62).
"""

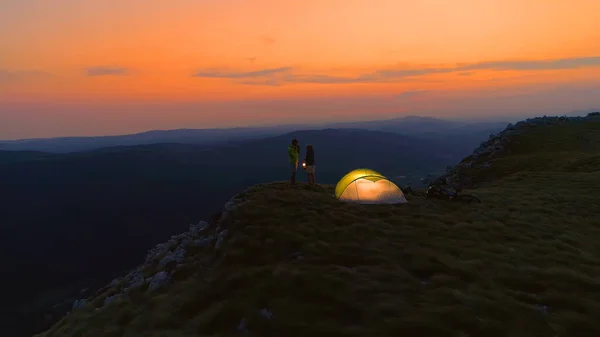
(288, 139, 300, 185)
(304, 144, 316, 186)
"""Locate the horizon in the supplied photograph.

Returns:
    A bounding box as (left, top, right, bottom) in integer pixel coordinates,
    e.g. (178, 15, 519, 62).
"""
(2, 0, 600, 140)
(1, 112, 589, 142)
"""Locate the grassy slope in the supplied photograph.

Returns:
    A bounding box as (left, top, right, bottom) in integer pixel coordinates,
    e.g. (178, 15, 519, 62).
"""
(455, 117, 600, 184)
(36, 118, 600, 337)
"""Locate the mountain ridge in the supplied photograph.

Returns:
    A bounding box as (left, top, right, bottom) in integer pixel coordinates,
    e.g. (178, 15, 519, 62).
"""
(0, 116, 510, 153)
(33, 113, 600, 337)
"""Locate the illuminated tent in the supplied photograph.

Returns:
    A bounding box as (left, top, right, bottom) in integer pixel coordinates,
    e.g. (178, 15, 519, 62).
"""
(335, 168, 407, 204)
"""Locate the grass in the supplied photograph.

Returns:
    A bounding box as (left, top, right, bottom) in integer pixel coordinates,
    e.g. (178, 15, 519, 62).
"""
(36, 119, 600, 337)
(458, 117, 600, 184)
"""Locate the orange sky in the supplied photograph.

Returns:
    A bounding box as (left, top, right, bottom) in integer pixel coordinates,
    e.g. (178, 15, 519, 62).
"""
(1, 0, 600, 139)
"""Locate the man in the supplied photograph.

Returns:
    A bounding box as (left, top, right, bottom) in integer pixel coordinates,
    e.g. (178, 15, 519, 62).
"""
(288, 138, 300, 185)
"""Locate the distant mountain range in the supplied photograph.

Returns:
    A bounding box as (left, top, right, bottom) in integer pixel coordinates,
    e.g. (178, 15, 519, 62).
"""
(0, 116, 510, 153)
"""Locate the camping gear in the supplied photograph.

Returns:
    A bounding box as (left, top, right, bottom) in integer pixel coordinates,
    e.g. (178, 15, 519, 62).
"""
(426, 183, 481, 204)
(335, 168, 407, 204)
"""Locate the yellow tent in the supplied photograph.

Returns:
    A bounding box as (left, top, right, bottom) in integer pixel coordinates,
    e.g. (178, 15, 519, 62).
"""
(335, 168, 407, 204)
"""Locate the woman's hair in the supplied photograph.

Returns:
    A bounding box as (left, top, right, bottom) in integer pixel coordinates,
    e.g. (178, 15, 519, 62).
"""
(306, 144, 313, 150)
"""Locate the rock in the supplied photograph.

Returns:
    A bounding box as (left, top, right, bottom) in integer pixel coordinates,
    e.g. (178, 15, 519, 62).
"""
(237, 318, 249, 333)
(215, 236, 225, 250)
(189, 221, 209, 237)
(158, 247, 186, 269)
(109, 277, 122, 288)
(214, 229, 229, 249)
(146, 243, 170, 264)
(459, 161, 473, 169)
(220, 198, 248, 223)
(193, 235, 214, 248)
(123, 270, 145, 293)
(72, 299, 87, 310)
(148, 271, 171, 291)
(179, 237, 192, 249)
(166, 238, 178, 250)
(534, 304, 549, 314)
(223, 200, 238, 212)
(104, 294, 123, 306)
(124, 278, 145, 292)
(258, 308, 273, 320)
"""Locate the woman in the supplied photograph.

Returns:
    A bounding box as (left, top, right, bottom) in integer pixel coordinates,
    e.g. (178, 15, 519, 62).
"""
(304, 144, 316, 186)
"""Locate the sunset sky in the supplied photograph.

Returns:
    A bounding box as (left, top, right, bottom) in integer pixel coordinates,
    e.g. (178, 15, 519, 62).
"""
(1, 0, 600, 139)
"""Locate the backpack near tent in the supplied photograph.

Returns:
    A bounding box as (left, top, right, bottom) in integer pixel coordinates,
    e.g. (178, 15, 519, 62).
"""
(334, 168, 408, 204)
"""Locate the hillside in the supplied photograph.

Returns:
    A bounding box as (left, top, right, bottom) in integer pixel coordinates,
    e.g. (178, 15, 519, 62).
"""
(35, 115, 600, 337)
(1, 128, 469, 337)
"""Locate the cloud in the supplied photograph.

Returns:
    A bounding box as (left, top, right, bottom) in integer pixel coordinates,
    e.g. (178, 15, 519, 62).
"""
(192, 67, 292, 79)
(86, 67, 128, 76)
(461, 56, 600, 71)
(260, 35, 276, 45)
(282, 73, 377, 84)
(0, 70, 53, 83)
(377, 56, 600, 78)
(237, 78, 282, 86)
(192, 55, 600, 86)
(245, 57, 257, 63)
(396, 90, 433, 99)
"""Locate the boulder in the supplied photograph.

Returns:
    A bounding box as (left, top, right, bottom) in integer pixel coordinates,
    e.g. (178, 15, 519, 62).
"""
(145, 243, 170, 264)
(123, 270, 145, 293)
(193, 235, 214, 248)
(148, 271, 171, 291)
(158, 247, 186, 269)
(72, 299, 87, 311)
(189, 221, 209, 237)
(259, 308, 273, 320)
(104, 294, 123, 306)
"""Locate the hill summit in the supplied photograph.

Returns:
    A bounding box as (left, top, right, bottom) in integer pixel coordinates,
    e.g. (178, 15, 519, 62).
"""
(36, 114, 600, 337)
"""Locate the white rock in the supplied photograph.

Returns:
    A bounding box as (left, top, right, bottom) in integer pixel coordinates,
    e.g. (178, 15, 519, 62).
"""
(148, 271, 171, 291)
(166, 238, 178, 250)
(218, 229, 229, 238)
(215, 236, 225, 250)
(124, 278, 145, 292)
(193, 235, 214, 248)
(189, 221, 209, 237)
(104, 294, 122, 306)
(146, 243, 169, 264)
(237, 318, 249, 332)
(258, 308, 273, 320)
(223, 200, 238, 212)
(158, 247, 186, 269)
(72, 299, 87, 310)
(179, 237, 192, 248)
(109, 277, 122, 288)
(123, 271, 145, 292)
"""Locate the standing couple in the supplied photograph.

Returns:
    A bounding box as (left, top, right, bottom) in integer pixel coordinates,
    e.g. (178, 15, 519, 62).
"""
(288, 138, 316, 186)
